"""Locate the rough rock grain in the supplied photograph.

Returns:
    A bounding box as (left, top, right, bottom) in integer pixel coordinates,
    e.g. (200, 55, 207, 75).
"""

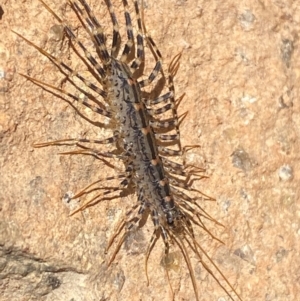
(1, 1, 300, 300)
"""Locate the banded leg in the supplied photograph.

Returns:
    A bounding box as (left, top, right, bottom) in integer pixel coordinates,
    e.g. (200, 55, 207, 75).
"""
(120, 0, 135, 62)
(71, 161, 134, 215)
(161, 157, 205, 175)
(168, 175, 205, 191)
(14, 31, 107, 100)
(155, 103, 182, 120)
(72, 174, 126, 199)
(104, 0, 121, 57)
(144, 210, 170, 285)
(59, 147, 127, 161)
(166, 53, 184, 151)
(148, 54, 184, 154)
(150, 55, 184, 152)
(161, 157, 204, 180)
(40, 0, 107, 78)
(107, 203, 146, 265)
(137, 7, 163, 87)
(144, 91, 173, 106)
(154, 133, 180, 142)
(130, 0, 145, 72)
(149, 118, 178, 129)
(20, 74, 112, 118)
(149, 103, 175, 116)
(33, 133, 120, 148)
(171, 188, 221, 228)
(158, 146, 182, 156)
(71, 188, 121, 215)
(125, 201, 146, 231)
(72, 0, 111, 64)
(138, 35, 162, 88)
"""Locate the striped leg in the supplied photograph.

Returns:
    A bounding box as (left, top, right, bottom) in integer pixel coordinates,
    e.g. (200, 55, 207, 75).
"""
(125, 201, 146, 231)
(144, 210, 170, 285)
(104, 0, 121, 57)
(144, 91, 173, 106)
(138, 35, 162, 88)
(20, 74, 112, 118)
(130, 0, 145, 72)
(73, 0, 111, 64)
(14, 31, 107, 100)
(120, 0, 135, 62)
(40, 0, 107, 77)
(165, 53, 184, 151)
(33, 133, 120, 148)
(71, 161, 134, 215)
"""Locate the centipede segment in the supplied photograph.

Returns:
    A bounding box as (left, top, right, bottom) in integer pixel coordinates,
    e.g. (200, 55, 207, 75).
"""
(15, 1, 243, 300)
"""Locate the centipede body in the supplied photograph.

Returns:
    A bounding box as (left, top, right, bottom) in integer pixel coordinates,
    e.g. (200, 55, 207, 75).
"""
(13, 1, 243, 300)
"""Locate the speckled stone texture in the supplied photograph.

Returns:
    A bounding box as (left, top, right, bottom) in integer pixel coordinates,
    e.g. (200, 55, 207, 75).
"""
(1, 1, 299, 300)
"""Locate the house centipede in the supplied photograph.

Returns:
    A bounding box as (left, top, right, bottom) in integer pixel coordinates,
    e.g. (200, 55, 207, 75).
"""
(14, 0, 243, 300)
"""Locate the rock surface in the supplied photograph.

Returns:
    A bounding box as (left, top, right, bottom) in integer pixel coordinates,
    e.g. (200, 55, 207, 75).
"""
(1, 0, 300, 300)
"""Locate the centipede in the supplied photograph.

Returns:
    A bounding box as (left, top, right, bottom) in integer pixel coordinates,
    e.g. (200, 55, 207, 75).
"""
(14, 1, 243, 300)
